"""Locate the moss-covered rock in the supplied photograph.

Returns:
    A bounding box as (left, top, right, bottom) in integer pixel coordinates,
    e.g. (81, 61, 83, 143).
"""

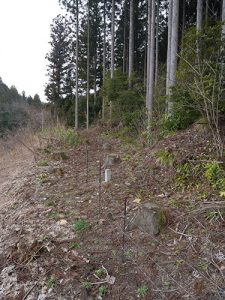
(51, 151, 69, 161)
(128, 202, 167, 235)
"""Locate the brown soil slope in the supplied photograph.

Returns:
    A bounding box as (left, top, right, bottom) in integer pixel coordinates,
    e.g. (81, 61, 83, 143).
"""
(0, 127, 225, 300)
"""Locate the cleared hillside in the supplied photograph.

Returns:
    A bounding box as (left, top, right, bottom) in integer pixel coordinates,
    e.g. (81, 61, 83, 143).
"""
(0, 126, 225, 300)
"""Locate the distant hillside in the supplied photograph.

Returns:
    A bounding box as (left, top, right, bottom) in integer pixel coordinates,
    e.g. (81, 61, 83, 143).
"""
(0, 77, 42, 137)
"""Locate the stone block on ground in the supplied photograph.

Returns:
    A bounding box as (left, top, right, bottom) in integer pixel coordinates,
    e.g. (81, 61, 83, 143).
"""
(51, 151, 69, 161)
(102, 143, 112, 151)
(128, 202, 167, 235)
(103, 154, 121, 169)
(105, 169, 112, 182)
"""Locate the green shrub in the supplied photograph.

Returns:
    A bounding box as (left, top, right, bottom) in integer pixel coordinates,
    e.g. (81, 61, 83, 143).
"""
(73, 219, 89, 232)
(124, 249, 134, 259)
(47, 276, 56, 289)
(98, 286, 108, 297)
(175, 162, 204, 188)
(82, 281, 92, 290)
(137, 285, 149, 298)
(40, 125, 80, 151)
(176, 163, 192, 178)
(155, 150, 175, 167)
(169, 24, 225, 133)
(169, 85, 200, 130)
(204, 162, 225, 191)
(53, 127, 80, 147)
(36, 173, 48, 183)
(36, 160, 49, 167)
(95, 268, 106, 277)
(102, 70, 145, 132)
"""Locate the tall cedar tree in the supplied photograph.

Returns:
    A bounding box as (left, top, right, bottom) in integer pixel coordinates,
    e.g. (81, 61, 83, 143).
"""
(45, 15, 71, 107)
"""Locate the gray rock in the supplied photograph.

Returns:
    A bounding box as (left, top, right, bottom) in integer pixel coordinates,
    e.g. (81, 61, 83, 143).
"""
(102, 143, 112, 151)
(37, 293, 47, 300)
(103, 154, 121, 169)
(51, 152, 69, 161)
(128, 202, 167, 235)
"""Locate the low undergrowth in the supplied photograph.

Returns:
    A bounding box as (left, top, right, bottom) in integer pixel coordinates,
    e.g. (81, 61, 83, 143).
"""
(38, 125, 81, 154)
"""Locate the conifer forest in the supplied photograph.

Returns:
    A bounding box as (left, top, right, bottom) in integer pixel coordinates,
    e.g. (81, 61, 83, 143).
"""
(45, 0, 225, 157)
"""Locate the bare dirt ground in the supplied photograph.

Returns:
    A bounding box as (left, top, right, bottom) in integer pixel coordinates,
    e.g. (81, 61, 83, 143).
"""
(1, 127, 225, 300)
(0, 145, 34, 210)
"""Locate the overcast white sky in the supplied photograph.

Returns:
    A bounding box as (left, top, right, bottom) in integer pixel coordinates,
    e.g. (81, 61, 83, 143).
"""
(0, 0, 63, 101)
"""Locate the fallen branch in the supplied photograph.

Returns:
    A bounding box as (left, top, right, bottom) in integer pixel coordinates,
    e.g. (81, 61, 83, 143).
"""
(178, 224, 190, 241)
(193, 205, 225, 214)
(188, 159, 224, 164)
(24, 245, 45, 266)
(14, 137, 42, 159)
(169, 227, 193, 239)
(91, 265, 115, 286)
(22, 282, 38, 300)
(22, 270, 50, 300)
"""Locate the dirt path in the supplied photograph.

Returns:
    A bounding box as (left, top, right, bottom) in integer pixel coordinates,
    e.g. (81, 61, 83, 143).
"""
(0, 149, 34, 210)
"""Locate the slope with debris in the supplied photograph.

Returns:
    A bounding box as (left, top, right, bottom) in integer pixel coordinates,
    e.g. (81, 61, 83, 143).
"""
(0, 126, 225, 300)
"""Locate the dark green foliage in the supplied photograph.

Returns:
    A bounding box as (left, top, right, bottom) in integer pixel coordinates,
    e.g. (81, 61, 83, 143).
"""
(0, 78, 42, 137)
(33, 94, 42, 108)
(103, 70, 127, 103)
(45, 15, 71, 104)
(58, 93, 102, 128)
(165, 85, 200, 131)
(0, 106, 27, 135)
(73, 219, 89, 231)
(116, 89, 144, 126)
(169, 23, 225, 131)
(116, 0, 147, 77)
(204, 162, 225, 192)
(179, 25, 223, 69)
(46, 1, 105, 127)
(45, 0, 225, 145)
(103, 70, 145, 129)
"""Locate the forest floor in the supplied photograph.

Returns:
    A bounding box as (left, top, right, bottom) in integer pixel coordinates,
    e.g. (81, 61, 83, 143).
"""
(1, 125, 225, 300)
